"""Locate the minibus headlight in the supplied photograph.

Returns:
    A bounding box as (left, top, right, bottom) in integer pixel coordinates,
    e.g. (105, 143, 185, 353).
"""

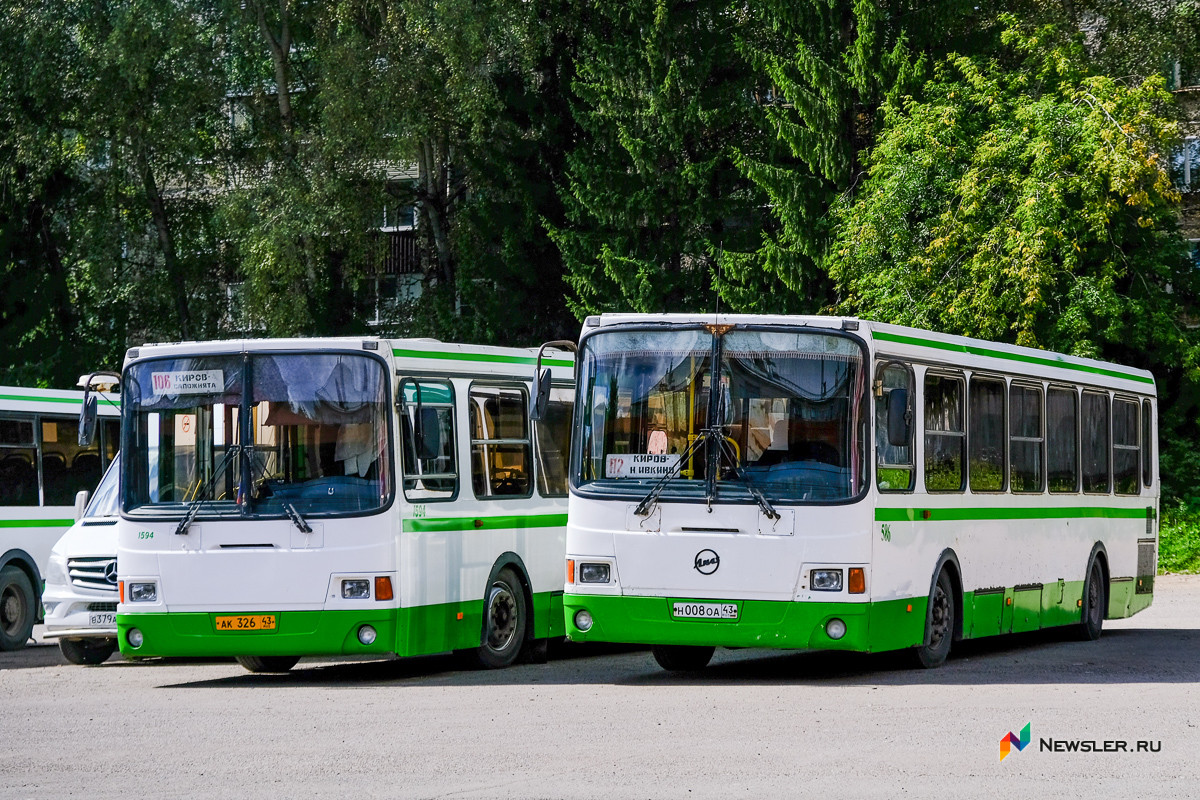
(129, 582, 157, 602)
(342, 579, 370, 599)
(574, 610, 593, 632)
(810, 569, 843, 592)
(579, 563, 611, 584)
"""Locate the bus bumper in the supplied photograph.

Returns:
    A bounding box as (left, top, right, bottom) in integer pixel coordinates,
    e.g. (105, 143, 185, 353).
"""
(116, 609, 397, 658)
(563, 593, 925, 653)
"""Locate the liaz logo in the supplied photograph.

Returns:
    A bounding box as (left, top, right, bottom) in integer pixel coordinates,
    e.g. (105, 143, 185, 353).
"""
(693, 549, 719, 575)
(1001, 723, 1031, 761)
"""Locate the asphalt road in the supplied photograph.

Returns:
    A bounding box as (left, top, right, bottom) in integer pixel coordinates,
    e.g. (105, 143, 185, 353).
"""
(2, 576, 1198, 799)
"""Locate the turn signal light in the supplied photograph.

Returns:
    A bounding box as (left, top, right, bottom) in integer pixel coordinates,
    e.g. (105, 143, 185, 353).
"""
(118, 580, 124, 604)
(848, 568, 866, 594)
(566, 559, 575, 585)
(375, 576, 393, 601)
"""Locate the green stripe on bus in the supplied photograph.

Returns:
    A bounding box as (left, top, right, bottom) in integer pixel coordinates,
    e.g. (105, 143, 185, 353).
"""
(874, 506, 1149, 523)
(402, 512, 568, 533)
(871, 331, 1153, 385)
(392, 348, 574, 369)
(0, 393, 121, 408)
(0, 519, 74, 528)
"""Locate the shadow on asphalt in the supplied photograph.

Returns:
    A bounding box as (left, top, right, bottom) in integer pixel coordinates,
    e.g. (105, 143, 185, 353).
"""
(136, 625, 1200, 689)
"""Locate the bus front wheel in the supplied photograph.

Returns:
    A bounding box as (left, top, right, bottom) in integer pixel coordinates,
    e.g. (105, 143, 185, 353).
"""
(473, 568, 528, 669)
(236, 655, 300, 673)
(652, 645, 715, 672)
(913, 569, 954, 669)
(0, 565, 35, 651)
(59, 637, 118, 665)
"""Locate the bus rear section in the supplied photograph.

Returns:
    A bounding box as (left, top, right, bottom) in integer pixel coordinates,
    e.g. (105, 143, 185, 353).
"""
(116, 338, 573, 671)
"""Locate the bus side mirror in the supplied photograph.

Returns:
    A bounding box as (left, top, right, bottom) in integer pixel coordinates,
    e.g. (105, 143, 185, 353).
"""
(79, 394, 98, 447)
(531, 369, 552, 422)
(887, 388, 911, 447)
(416, 407, 442, 459)
(74, 490, 89, 521)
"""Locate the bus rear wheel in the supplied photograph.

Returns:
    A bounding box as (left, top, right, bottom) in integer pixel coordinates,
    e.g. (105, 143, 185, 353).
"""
(913, 569, 954, 669)
(652, 645, 715, 672)
(59, 637, 118, 665)
(0, 565, 35, 651)
(473, 568, 528, 669)
(1076, 558, 1105, 641)
(236, 655, 300, 673)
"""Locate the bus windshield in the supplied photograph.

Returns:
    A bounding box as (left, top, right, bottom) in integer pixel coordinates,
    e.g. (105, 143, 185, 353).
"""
(122, 352, 391, 518)
(574, 327, 867, 503)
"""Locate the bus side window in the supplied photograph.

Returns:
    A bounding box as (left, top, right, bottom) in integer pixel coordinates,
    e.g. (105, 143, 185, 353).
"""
(1010, 383, 1044, 493)
(40, 416, 103, 506)
(534, 387, 573, 497)
(969, 377, 1006, 492)
(1113, 397, 1139, 495)
(400, 380, 457, 501)
(924, 374, 965, 492)
(1047, 387, 1078, 493)
(470, 386, 532, 499)
(1142, 399, 1154, 488)
(1081, 390, 1110, 494)
(0, 417, 38, 506)
(875, 363, 913, 492)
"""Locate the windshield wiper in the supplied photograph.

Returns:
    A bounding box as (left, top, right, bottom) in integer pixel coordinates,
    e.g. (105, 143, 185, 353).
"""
(175, 445, 241, 535)
(282, 502, 312, 534)
(633, 431, 710, 517)
(714, 436, 779, 520)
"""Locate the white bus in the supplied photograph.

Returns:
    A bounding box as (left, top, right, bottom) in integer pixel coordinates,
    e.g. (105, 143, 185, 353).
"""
(0, 385, 120, 650)
(556, 314, 1157, 670)
(111, 337, 574, 671)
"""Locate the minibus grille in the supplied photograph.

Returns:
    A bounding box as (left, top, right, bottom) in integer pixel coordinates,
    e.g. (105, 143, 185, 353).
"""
(67, 557, 119, 592)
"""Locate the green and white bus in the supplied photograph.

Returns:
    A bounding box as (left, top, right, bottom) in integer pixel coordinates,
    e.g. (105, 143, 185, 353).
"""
(1, 384, 120, 650)
(557, 314, 1157, 670)
(112, 337, 574, 671)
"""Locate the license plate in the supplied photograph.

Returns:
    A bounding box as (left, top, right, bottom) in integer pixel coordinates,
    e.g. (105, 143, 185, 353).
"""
(89, 612, 115, 626)
(672, 601, 738, 620)
(215, 614, 277, 632)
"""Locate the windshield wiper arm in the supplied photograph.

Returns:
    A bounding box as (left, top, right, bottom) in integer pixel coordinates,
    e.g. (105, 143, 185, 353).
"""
(282, 502, 312, 534)
(176, 445, 240, 535)
(633, 431, 709, 517)
(714, 436, 779, 520)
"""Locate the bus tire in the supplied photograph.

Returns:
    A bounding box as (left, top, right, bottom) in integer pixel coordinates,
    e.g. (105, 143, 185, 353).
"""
(652, 645, 715, 672)
(236, 655, 300, 673)
(473, 568, 527, 669)
(1077, 557, 1106, 641)
(60, 637, 118, 665)
(913, 569, 954, 669)
(0, 565, 36, 651)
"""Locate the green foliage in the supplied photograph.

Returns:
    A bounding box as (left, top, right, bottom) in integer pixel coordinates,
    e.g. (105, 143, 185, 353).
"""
(830, 23, 1193, 357)
(551, 0, 772, 316)
(1159, 503, 1200, 574)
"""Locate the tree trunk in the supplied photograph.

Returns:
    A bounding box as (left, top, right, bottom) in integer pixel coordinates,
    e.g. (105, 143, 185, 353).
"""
(137, 146, 192, 339)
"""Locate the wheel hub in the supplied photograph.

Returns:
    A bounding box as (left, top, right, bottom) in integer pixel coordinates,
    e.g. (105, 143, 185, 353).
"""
(486, 584, 517, 651)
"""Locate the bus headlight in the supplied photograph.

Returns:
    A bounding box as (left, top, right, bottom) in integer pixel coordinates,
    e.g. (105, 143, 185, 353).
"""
(810, 569, 843, 592)
(127, 628, 144, 648)
(129, 582, 157, 602)
(579, 563, 611, 584)
(357, 625, 377, 645)
(574, 609, 593, 632)
(826, 618, 847, 640)
(342, 579, 370, 599)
